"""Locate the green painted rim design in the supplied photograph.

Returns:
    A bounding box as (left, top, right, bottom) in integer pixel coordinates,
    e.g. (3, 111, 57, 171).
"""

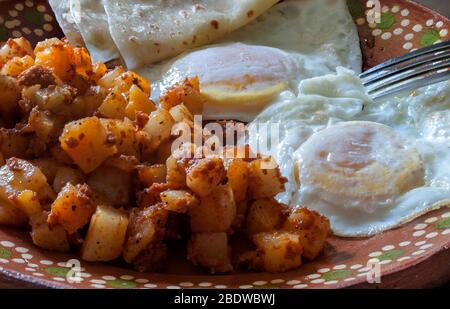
(0, 247, 12, 259)
(321, 269, 352, 281)
(106, 279, 137, 289)
(378, 13, 396, 30)
(435, 217, 450, 229)
(45, 267, 70, 277)
(24, 9, 45, 26)
(378, 250, 405, 261)
(420, 29, 441, 46)
(0, 25, 8, 42)
(347, 0, 362, 17)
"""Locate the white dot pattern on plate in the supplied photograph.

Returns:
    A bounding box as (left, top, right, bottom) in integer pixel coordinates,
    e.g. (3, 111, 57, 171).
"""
(307, 274, 321, 279)
(391, 5, 400, 13)
(351, 264, 363, 270)
(0, 259, 9, 264)
(198, 282, 212, 287)
(401, 19, 410, 27)
(239, 285, 253, 289)
(426, 19, 434, 26)
(144, 283, 157, 288)
(21, 254, 33, 260)
(369, 251, 382, 257)
(425, 232, 438, 239)
(412, 24, 423, 32)
(25, 0, 34, 8)
(412, 250, 425, 256)
(399, 241, 411, 247)
(333, 264, 347, 270)
(440, 29, 448, 37)
(1, 241, 15, 248)
(318, 268, 330, 273)
(32, 273, 44, 277)
(344, 277, 356, 282)
(311, 279, 325, 284)
(442, 229, 450, 235)
(178, 282, 194, 287)
(380, 260, 392, 265)
(415, 241, 427, 246)
(420, 244, 433, 250)
(381, 32, 392, 40)
(166, 286, 181, 289)
(382, 245, 395, 251)
(414, 223, 427, 230)
(90, 279, 106, 284)
(404, 33, 414, 41)
(382, 5, 389, 13)
(40, 260, 53, 265)
(293, 284, 308, 289)
(270, 279, 284, 284)
(372, 29, 382, 36)
(12, 258, 25, 264)
(436, 21, 444, 28)
(120, 275, 134, 280)
(53, 277, 65, 282)
(102, 275, 116, 281)
(442, 212, 450, 218)
(400, 9, 409, 16)
(9, 10, 18, 18)
(91, 284, 106, 289)
(253, 281, 267, 286)
(324, 280, 338, 285)
(215, 285, 227, 289)
(397, 256, 411, 262)
(412, 230, 426, 237)
(286, 280, 302, 285)
(394, 28, 403, 35)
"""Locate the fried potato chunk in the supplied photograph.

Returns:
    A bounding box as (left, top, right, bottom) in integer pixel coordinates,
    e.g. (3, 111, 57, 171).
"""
(30, 211, 69, 252)
(283, 207, 331, 259)
(248, 157, 287, 199)
(48, 183, 96, 234)
(81, 205, 129, 262)
(160, 189, 198, 213)
(245, 199, 288, 237)
(186, 157, 226, 197)
(187, 232, 233, 274)
(59, 117, 117, 173)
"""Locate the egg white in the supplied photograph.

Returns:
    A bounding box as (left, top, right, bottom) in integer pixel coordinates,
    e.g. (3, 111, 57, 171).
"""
(249, 68, 450, 236)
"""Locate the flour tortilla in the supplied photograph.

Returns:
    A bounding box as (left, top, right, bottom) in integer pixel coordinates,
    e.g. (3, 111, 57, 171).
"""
(69, 0, 120, 63)
(102, 0, 279, 69)
(48, 0, 84, 47)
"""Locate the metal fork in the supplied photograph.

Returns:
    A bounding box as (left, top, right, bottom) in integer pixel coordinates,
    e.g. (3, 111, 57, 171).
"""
(360, 40, 450, 100)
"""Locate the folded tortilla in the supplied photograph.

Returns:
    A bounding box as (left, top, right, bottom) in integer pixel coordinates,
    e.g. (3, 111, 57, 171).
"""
(102, 0, 279, 69)
(48, 0, 84, 47)
(69, 0, 120, 63)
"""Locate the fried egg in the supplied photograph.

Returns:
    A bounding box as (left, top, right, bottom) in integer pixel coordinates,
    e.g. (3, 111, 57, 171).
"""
(249, 68, 450, 236)
(137, 0, 361, 121)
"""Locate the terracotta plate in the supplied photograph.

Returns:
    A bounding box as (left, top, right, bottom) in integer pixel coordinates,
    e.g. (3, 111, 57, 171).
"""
(0, 0, 449, 289)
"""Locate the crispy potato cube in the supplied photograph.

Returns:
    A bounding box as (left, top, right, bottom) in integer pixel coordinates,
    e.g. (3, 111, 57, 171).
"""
(125, 84, 156, 120)
(169, 104, 194, 124)
(189, 183, 236, 233)
(123, 203, 168, 263)
(70, 47, 92, 80)
(81, 205, 129, 262)
(139, 108, 175, 154)
(249, 231, 302, 273)
(99, 119, 139, 156)
(113, 71, 150, 94)
(87, 166, 131, 205)
(34, 38, 74, 81)
(186, 157, 226, 197)
(98, 89, 127, 119)
(226, 159, 249, 203)
(0, 158, 55, 203)
(47, 183, 96, 234)
(160, 77, 203, 115)
(52, 166, 84, 193)
(137, 164, 167, 187)
(59, 117, 117, 173)
(0, 75, 21, 116)
(187, 232, 233, 274)
(0, 199, 28, 226)
(103, 155, 139, 172)
(133, 242, 167, 273)
(0, 38, 33, 65)
(248, 157, 287, 199)
(1, 55, 34, 77)
(160, 190, 198, 213)
(30, 211, 69, 252)
(11, 190, 42, 219)
(71, 85, 107, 119)
(166, 156, 186, 188)
(283, 207, 330, 259)
(97, 66, 125, 90)
(246, 199, 287, 237)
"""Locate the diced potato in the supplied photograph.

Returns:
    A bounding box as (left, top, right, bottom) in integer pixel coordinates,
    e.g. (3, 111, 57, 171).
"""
(98, 89, 127, 119)
(0, 128, 29, 159)
(166, 156, 186, 188)
(133, 242, 167, 273)
(97, 66, 125, 90)
(0, 38, 33, 65)
(34, 38, 74, 81)
(246, 231, 302, 273)
(248, 157, 287, 199)
(187, 232, 233, 274)
(11, 190, 42, 218)
(71, 85, 107, 119)
(189, 183, 236, 233)
(125, 84, 156, 120)
(138, 108, 175, 154)
(0, 158, 55, 203)
(99, 119, 139, 156)
(160, 77, 203, 115)
(81, 205, 129, 261)
(160, 190, 198, 213)
(52, 166, 84, 193)
(226, 159, 249, 203)
(70, 47, 92, 80)
(283, 207, 330, 259)
(1, 55, 34, 77)
(47, 183, 95, 234)
(246, 199, 287, 237)
(59, 117, 117, 173)
(87, 166, 131, 205)
(169, 104, 194, 124)
(30, 211, 69, 252)
(90, 62, 107, 82)
(137, 164, 167, 187)
(113, 71, 150, 94)
(0, 199, 28, 226)
(186, 157, 226, 197)
(123, 203, 168, 263)
(0, 75, 21, 116)
(28, 107, 66, 144)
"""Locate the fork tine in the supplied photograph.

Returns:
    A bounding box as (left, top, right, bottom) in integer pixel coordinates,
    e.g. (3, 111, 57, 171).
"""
(368, 68, 450, 100)
(365, 57, 450, 93)
(360, 40, 450, 79)
(361, 50, 450, 85)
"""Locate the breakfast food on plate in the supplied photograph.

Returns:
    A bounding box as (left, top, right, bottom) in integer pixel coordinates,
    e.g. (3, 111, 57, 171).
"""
(250, 68, 450, 236)
(0, 37, 330, 274)
(140, 0, 361, 121)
